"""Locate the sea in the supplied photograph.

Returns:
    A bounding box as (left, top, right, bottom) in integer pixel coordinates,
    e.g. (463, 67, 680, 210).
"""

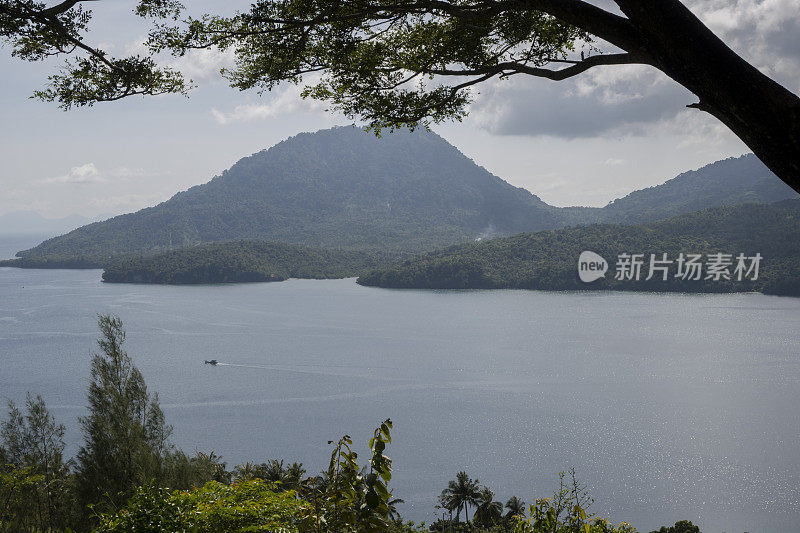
(1, 234, 799, 532)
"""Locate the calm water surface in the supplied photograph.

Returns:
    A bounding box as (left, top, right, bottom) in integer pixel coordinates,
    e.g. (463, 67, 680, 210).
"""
(1, 262, 799, 532)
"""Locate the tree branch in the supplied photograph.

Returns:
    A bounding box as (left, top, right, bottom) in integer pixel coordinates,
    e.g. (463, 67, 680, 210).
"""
(429, 53, 645, 82)
(520, 0, 643, 53)
(40, 0, 97, 17)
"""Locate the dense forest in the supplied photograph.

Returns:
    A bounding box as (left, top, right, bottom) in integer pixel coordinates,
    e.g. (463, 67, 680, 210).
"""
(357, 200, 800, 296)
(15, 127, 560, 260)
(13, 128, 796, 264)
(0, 316, 701, 533)
(0, 255, 107, 269)
(101, 241, 392, 284)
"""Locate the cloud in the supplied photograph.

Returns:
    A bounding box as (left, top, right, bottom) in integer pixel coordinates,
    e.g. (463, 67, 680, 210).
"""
(688, 0, 800, 91)
(120, 36, 235, 85)
(469, 65, 694, 138)
(171, 48, 236, 83)
(39, 164, 159, 185)
(42, 163, 105, 184)
(109, 167, 150, 179)
(466, 0, 800, 139)
(211, 81, 328, 124)
(211, 105, 277, 125)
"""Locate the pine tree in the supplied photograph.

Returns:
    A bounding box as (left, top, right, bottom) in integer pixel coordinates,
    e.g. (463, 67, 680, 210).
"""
(1, 393, 72, 531)
(76, 314, 172, 514)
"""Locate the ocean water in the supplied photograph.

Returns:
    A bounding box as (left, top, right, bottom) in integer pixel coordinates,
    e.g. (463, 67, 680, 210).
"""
(1, 262, 799, 532)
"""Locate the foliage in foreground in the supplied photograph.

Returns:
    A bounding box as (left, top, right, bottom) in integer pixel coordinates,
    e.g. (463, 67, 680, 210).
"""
(94, 480, 304, 533)
(2, 315, 701, 533)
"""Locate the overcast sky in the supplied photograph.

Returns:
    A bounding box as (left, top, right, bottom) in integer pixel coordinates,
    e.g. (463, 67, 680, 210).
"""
(1, 0, 799, 219)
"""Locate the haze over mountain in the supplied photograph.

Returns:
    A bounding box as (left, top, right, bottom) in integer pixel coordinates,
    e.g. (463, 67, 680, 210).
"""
(0, 211, 99, 236)
(13, 127, 797, 262)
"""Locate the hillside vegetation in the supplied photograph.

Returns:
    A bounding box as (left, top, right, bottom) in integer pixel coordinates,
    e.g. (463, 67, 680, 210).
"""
(101, 241, 389, 284)
(17, 127, 559, 260)
(12, 128, 796, 265)
(357, 200, 800, 296)
(595, 153, 797, 224)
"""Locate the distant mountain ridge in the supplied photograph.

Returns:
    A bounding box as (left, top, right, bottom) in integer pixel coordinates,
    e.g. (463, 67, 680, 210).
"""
(17, 127, 561, 260)
(595, 154, 796, 224)
(13, 127, 797, 262)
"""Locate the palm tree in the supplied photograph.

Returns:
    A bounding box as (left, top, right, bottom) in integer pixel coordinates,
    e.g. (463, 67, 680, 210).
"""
(505, 495, 526, 519)
(285, 462, 306, 488)
(437, 493, 457, 529)
(474, 486, 503, 526)
(262, 459, 286, 482)
(387, 497, 405, 522)
(232, 461, 257, 481)
(441, 471, 480, 522)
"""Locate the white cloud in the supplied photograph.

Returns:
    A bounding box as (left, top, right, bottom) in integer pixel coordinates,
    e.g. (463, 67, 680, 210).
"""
(171, 48, 236, 83)
(211, 105, 276, 125)
(211, 78, 328, 124)
(38, 164, 160, 186)
(119, 36, 235, 85)
(123, 37, 150, 57)
(42, 163, 104, 184)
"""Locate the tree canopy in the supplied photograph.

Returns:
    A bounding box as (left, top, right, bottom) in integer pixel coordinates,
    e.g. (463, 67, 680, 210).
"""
(0, 0, 187, 103)
(3, 0, 799, 192)
(76, 314, 173, 513)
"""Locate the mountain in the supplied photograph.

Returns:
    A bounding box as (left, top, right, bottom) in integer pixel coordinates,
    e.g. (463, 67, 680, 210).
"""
(357, 199, 800, 296)
(11, 128, 797, 265)
(596, 154, 797, 224)
(101, 241, 387, 284)
(15, 127, 560, 261)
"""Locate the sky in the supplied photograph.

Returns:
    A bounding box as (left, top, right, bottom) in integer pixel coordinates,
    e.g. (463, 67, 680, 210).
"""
(1, 0, 799, 219)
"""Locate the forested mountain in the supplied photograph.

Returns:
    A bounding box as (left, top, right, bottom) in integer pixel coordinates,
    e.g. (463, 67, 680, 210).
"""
(594, 154, 797, 224)
(101, 241, 388, 284)
(12, 128, 797, 264)
(16, 127, 560, 260)
(357, 200, 800, 296)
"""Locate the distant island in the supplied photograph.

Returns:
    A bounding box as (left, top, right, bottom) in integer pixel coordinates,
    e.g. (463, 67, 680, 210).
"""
(100, 241, 392, 284)
(9, 127, 796, 266)
(2, 127, 799, 296)
(63, 200, 800, 295)
(357, 200, 800, 297)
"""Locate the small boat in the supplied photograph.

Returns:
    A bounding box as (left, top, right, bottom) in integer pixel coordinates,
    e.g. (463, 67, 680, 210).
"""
(204, 359, 218, 365)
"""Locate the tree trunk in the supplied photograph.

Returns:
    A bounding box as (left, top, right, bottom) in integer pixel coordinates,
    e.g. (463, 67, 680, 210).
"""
(616, 0, 800, 193)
